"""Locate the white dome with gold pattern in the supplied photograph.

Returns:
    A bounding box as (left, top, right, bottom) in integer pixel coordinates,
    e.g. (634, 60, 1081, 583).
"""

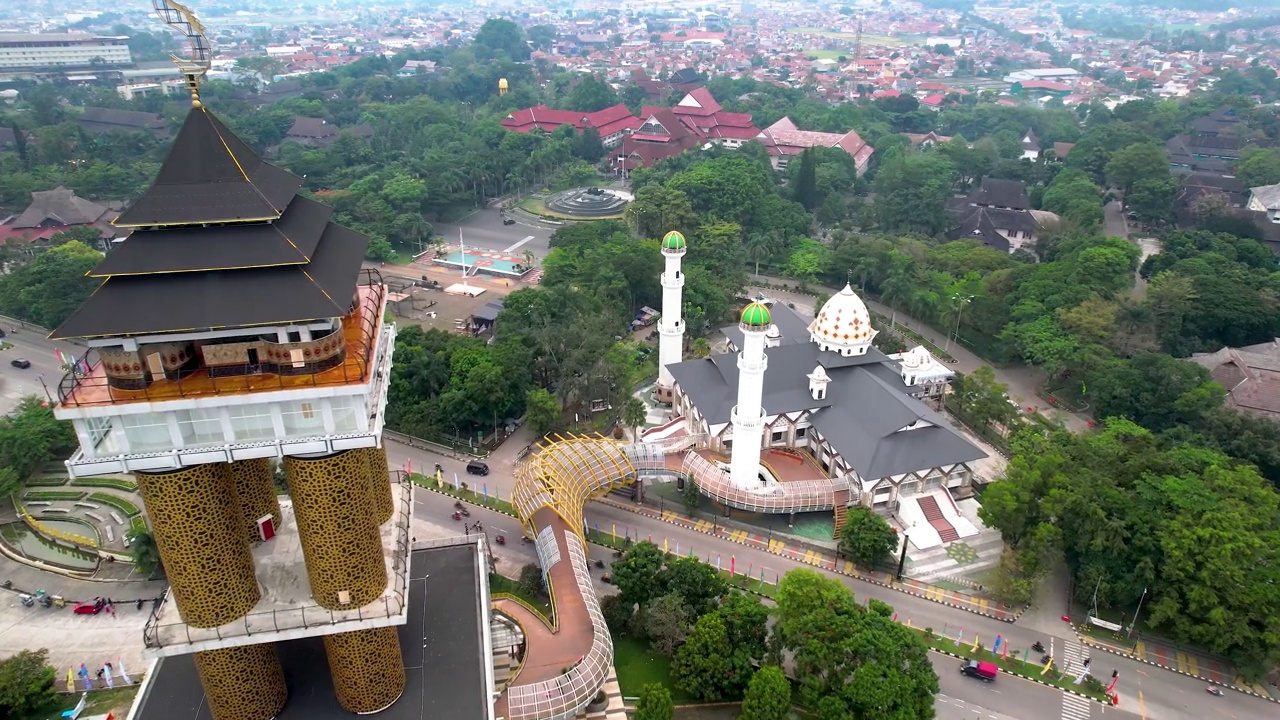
(808, 283, 877, 356)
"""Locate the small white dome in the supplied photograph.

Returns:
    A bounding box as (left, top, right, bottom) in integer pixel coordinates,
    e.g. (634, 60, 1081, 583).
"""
(901, 346, 931, 369)
(808, 284, 876, 354)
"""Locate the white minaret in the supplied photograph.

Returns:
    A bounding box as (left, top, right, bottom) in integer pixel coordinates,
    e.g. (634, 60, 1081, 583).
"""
(656, 230, 687, 402)
(729, 302, 771, 488)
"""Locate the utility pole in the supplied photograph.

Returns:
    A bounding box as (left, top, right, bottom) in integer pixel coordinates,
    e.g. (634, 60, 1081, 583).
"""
(895, 534, 908, 581)
(1128, 587, 1147, 638)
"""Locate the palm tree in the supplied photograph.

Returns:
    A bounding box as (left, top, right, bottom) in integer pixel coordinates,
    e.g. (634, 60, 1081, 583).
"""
(127, 528, 163, 578)
(851, 253, 879, 293)
(745, 234, 774, 277)
(880, 270, 915, 330)
(621, 398, 648, 442)
(691, 337, 711, 358)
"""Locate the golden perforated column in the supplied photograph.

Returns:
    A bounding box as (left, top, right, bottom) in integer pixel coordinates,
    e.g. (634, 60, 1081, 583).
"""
(366, 446, 394, 525)
(223, 459, 282, 545)
(323, 627, 405, 714)
(285, 451, 386, 609)
(136, 465, 259, 627)
(194, 644, 287, 720)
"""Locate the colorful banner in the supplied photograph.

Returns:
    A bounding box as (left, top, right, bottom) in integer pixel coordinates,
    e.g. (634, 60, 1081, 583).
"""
(118, 658, 132, 685)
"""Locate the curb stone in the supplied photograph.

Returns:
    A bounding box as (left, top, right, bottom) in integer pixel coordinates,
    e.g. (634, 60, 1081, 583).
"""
(929, 646, 1108, 705)
(594, 496, 1024, 623)
(1075, 630, 1279, 704)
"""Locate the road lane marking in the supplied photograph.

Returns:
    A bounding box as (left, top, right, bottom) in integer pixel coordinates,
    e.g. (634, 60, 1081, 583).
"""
(1062, 692, 1091, 720)
(1138, 690, 1146, 720)
(503, 235, 535, 253)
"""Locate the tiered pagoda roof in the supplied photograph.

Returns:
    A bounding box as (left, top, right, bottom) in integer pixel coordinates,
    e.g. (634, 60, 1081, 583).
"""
(51, 106, 368, 340)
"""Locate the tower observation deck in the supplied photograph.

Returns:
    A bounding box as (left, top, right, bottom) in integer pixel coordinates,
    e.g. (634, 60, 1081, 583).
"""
(49, 101, 411, 720)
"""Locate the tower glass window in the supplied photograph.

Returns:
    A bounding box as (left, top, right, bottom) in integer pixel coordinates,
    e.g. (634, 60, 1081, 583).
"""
(228, 404, 275, 442)
(121, 412, 172, 452)
(330, 395, 361, 433)
(177, 408, 224, 446)
(281, 400, 324, 436)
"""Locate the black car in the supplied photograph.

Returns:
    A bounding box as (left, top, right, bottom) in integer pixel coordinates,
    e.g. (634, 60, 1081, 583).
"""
(10, 358, 30, 369)
(466, 460, 490, 476)
(502, 218, 516, 225)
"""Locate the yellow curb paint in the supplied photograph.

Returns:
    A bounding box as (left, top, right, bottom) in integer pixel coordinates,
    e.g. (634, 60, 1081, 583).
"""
(768, 539, 786, 553)
(842, 560, 854, 574)
(1134, 640, 1145, 660)
(1138, 690, 1146, 720)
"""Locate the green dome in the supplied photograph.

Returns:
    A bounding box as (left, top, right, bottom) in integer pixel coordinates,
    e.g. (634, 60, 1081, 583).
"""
(740, 302, 772, 328)
(661, 230, 687, 251)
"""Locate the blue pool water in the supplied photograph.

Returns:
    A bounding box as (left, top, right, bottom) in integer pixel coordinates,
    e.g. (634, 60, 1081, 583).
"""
(435, 251, 525, 275)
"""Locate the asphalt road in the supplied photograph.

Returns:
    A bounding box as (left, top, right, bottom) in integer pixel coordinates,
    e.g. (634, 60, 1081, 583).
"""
(7, 318, 1272, 720)
(432, 205, 557, 258)
(0, 325, 85, 413)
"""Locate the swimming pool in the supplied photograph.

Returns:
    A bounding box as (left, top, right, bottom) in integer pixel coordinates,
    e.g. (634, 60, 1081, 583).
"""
(434, 251, 531, 277)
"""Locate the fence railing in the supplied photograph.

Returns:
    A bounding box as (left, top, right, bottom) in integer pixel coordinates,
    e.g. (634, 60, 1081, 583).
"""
(143, 472, 412, 650)
(58, 271, 386, 407)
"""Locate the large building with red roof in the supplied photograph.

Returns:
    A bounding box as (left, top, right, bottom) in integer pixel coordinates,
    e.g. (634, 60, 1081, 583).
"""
(499, 103, 640, 148)
(756, 117, 876, 176)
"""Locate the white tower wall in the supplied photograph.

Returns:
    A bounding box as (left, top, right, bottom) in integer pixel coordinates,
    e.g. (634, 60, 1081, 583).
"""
(657, 249, 685, 390)
(729, 326, 768, 488)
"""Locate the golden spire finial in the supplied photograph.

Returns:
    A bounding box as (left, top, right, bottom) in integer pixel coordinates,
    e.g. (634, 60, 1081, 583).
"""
(152, 0, 212, 107)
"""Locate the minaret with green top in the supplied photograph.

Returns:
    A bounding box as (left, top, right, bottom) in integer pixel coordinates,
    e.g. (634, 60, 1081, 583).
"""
(730, 301, 771, 488)
(656, 230, 687, 403)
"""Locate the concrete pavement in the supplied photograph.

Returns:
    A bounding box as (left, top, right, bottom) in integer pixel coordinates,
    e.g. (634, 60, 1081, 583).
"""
(431, 205, 556, 257)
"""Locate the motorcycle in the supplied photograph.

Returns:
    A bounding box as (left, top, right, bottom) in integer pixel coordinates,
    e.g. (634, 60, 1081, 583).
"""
(454, 501, 464, 510)
(460, 508, 471, 517)
(495, 535, 506, 545)
(1206, 686, 1224, 697)
(1032, 641, 1045, 653)
(594, 560, 605, 569)
(521, 536, 533, 544)
(452, 511, 462, 521)
(1040, 654, 1053, 665)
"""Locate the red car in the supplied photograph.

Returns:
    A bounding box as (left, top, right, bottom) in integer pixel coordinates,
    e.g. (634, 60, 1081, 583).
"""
(74, 598, 106, 615)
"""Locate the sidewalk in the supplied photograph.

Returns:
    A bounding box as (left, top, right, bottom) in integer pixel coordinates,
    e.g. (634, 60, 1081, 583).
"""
(594, 496, 1022, 622)
(1078, 629, 1280, 703)
(749, 276, 1090, 432)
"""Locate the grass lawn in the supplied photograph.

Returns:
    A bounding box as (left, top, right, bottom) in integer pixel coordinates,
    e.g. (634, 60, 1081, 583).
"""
(22, 491, 86, 502)
(24, 476, 69, 487)
(489, 572, 553, 621)
(70, 476, 137, 492)
(804, 49, 847, 60)
(53, 685, 141, 717)
(88, 493, 140, 517)
(611, 635, 697, 703)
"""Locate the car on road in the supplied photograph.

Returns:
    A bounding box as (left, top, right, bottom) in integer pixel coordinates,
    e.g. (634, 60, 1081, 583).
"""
(9, 358, 30, 369)
(466, 460, 490, 476)
(73, 598, 106, 615)
(960, 660, 999, 682)
(502, 218, 516, 225)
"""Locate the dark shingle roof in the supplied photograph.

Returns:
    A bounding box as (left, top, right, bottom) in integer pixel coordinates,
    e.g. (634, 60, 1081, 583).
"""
(968, 178, 1030, 210)
(668, 304, 985, 480)
(112, 107, 303, 228)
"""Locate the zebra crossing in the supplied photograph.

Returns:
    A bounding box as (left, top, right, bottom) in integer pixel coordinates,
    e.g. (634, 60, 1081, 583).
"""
(1060, 637, 1087, 674)
(1061, 693, 1092, 720)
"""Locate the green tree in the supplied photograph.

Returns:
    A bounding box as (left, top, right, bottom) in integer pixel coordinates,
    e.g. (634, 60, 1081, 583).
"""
(672, 612, 753, 701)
(0, 241, 103, 329)
(681, 476, 700, 513)
(739, 666, 792, 720)
(518, 563, 546, 598)
(622, 397, 647, 441)
(1236, 147, 1280, 188)
(772, 569, 938, 719)
(0, 398, 77, 492)
(658, 554, 728, 616)
(644, 592, 692, 656)
(871, 148, 956, 235)
(837, 508, 899, 568)
(1104, 142, 1169, 196)
(1087, 353, 1223, 431)
(612, 541, 665, 606)
(564, 75, 619, 113)
(571, 127, 605, 163)
(793, 147, 820, 211)
(951, 366, 1016, 429)
(0, 649, 57, 719)
(1040, 167, 1103, 231)
(634, 683, 674, 720)
(525, 387, 560, 436)
(127, 528, 162, 577)
(473, 19, 531, 61)
(715, 591, 770, 659)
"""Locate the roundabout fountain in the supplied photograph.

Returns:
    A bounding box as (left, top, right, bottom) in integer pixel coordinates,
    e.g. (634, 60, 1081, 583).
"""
(541, 186, 632, 219)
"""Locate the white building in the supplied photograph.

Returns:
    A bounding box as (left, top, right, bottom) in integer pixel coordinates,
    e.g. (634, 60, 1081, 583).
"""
(1003, 68, 1081, 84)
(665, 287, 985, 508)
(0, 33, 131, 72)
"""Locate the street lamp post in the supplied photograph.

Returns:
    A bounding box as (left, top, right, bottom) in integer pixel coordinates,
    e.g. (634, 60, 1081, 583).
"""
(945, 293, 973, 353)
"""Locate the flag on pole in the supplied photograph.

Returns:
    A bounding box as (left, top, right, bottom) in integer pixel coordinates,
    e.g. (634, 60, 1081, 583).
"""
(955, 628, 963, 646)
(675, 541, 680, 556)
(611, 523, 616, 540)
(663, 537, 668, 553)
(118, 658, 132, 685)
(970, 634, 980, 653)
(66, 667, 74, 692)
(730, 556, 735, 575)
(992, 635, 1002, 656)
(483, 484, 488, 502)
(716, 554, 721, 572)
(453, 472, 459, 490)
(1002, 642, 1008, 660)
(102, 664, 114, 688)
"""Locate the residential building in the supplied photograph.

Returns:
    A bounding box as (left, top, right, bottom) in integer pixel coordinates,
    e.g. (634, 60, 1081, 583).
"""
(0, 33, 132, 75)
(644, 87, 760, 149)
(500, 104, 640, 148)
(756, 117, 875, 176)
(78, 107, 169, 137)
(946, 178, 1049, 254)
(0, 186, 121, 254)
(1020, 128, 1039, 160)
(278, 117, 373, 149)
(614, 107, 703, 173)
(1247, 183, 1280, 223)
(396, 59, 436, 76)
(1191, 341, 1280, 421)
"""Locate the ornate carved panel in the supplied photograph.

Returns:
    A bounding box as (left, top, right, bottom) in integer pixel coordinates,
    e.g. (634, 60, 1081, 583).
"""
(323, 627, 405, 714)
(366, 446, 394, 525)
(223, 459, 282, 544)
(285, 451, 386, 609)
(136, 464, 259, 627)
(194, 643, 287, 720)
